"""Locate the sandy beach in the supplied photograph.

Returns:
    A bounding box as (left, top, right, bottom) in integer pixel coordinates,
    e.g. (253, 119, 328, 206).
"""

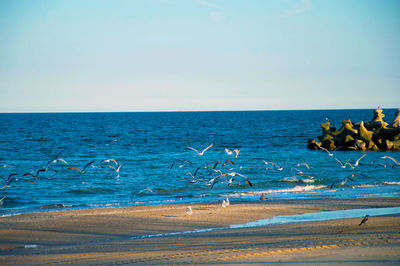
(1, 197, 400, 265)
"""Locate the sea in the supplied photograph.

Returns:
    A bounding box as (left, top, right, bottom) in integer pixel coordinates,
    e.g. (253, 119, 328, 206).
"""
(0, 109, 399, 216)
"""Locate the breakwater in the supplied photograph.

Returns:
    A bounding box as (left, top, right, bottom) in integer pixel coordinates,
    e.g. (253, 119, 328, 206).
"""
(308, 108, 400, 151)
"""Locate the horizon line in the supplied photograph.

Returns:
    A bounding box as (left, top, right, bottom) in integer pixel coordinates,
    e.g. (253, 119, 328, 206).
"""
(0, 107, 398, 114)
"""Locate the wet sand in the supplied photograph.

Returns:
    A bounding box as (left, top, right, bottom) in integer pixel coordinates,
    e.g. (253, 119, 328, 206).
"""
(1, 197, 400, 265)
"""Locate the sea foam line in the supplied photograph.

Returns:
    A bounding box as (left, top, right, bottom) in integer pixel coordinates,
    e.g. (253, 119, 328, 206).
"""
(229, 185, 326, 197)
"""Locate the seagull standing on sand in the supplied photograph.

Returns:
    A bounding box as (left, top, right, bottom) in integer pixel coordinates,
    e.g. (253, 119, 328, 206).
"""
(186, 206, 193, 216)
(260, 193, 265, 201)
(187, 142, 215, 156)
(359, 215, 369, 226)
(222, 199, 227, 208)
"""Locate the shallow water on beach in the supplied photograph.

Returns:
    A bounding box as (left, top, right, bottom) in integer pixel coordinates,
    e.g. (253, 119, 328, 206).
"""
(131, 206, 400, 239)
(0, 109, 399, 215)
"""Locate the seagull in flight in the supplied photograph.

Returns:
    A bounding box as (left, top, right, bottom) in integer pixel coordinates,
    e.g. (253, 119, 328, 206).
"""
(46, 151, 67, 169)
(1, 173, 34, 190)
(170, 160, 192, 169)
(1, 165, 17, 171)
(317, 145, 341, 157)
(348, 152, 368, 167)
(187, 142, 215, 156)
(297, 162, 310, 169)
(108, 164, 122, 173)
(0, 196, 5, 205)
(380, 156, 400, 166)
(46, 158, 68, 169)
(227, 172, 253, 187)
(23, 168, 47, 179)
(330, 174, 356, 189)
(334, 158, 354, 169)
(103, 158, 119, 166)
(224, 148, 233, 156)
(67, 160, 95, 174)
(262, 161, 283, 171)
(226, 148, 240, 158)
(212, 160, 235, 169)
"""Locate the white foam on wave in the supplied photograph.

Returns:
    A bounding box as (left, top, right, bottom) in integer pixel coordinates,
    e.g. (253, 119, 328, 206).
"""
(229, 185, 326, 197)
(351, 182, 400, 188)
(383, 181, 400, 185)
(0, 213, 21, 218)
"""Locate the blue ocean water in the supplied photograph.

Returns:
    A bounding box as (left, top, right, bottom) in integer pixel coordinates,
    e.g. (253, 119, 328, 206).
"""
(0, 109, 399, 216)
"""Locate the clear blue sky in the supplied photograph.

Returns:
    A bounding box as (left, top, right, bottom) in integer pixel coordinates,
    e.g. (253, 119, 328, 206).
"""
(1, 0, 399, 112)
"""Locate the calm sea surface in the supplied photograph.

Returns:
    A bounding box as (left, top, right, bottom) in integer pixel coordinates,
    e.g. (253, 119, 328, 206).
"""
(0, 109, 399, 215)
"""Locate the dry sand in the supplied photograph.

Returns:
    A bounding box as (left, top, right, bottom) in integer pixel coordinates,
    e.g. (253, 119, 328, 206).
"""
(1, 197, 399, 265)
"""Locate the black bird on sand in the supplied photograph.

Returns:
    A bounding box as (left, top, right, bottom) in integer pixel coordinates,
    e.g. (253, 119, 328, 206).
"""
(359, 215, 369, 226)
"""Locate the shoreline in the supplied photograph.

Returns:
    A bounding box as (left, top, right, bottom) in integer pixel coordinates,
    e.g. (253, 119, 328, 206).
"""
(1, 197, 400, 264)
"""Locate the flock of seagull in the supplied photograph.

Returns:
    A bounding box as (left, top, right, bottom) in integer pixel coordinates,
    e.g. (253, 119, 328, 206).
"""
(0, 151, 124, 202)
(172, 142, 253, 190)
(174, 142, 399, 190)
(177, 142, 400, 216)
(1, 141, 399, 217)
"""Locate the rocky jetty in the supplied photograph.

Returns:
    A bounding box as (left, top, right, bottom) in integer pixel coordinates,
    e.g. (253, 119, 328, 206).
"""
(308, 108, 400, 151)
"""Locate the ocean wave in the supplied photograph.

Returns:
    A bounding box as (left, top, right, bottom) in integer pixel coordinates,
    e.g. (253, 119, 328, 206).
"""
(228, 185, 326, 197)
(39, 204, 73, 209)
(383, 181, 400, 185)
(67, 187, 116, 195)
(350, 182, 400, 188)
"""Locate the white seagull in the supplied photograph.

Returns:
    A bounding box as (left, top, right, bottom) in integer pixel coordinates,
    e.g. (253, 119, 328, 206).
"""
(103, 158, 119, 166)
(334, 158, 354, 169)
(317, 145, 342, 157)
(381, 156, 400, 166)
(296, 162, 310, 169)
(225, 148, 233, 155)
(186, 206, 193, 216)
(352, 153, 368, 167)
(187, 142, 215, 156)
(226, 148, 240, 158)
